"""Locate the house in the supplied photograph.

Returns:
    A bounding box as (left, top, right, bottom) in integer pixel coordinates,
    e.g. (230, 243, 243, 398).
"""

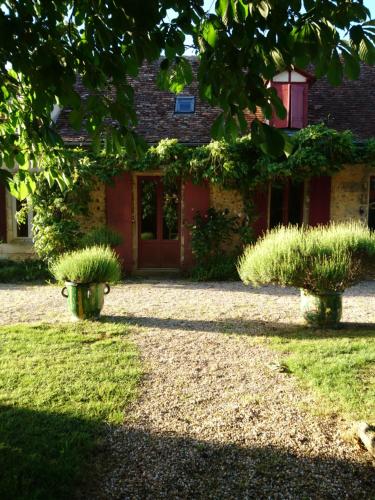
(1, 59, 375, 271)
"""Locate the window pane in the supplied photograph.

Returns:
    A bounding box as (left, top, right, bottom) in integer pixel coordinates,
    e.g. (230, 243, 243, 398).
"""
(290, 84, 305, 129)
(269, 185, 284, 228)
(175, 96, 195, 113)
(288, 181, 304, 225)
(163, 186, 179, 240)
(140, 179, 157, 240)
(369, 176, 375, 229)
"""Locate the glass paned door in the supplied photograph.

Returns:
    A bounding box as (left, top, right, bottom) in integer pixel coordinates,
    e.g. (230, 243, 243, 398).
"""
(138, 176, 180, 268)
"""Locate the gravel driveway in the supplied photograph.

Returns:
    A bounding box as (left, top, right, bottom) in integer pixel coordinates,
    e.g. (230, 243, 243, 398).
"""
(1, 280, 374, 498)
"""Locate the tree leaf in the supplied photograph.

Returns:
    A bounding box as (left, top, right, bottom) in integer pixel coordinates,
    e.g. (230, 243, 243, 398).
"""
(252, 121, 286, 157)
(202, 20, 218, 48)
(258, 1, 269, 19)
(359, 37, 375, 65)
(342, 51, 360, 80)
(327, 50, 343, 86)
(225, 116, 239, 142)
(157, 58, 193, 94)
(211, 113, 225, 139)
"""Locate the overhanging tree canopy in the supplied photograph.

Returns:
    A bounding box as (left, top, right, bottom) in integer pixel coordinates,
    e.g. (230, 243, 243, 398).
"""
(0, 0, 374, 197)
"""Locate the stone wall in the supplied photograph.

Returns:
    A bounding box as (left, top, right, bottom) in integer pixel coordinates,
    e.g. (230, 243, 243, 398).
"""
(330, 164, 374, 224)
(209, 184, 244, 216)
(77, 181, 106, 233)
(209, 184, 244, 250)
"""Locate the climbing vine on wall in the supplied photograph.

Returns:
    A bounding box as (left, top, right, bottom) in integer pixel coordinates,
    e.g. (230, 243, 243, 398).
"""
(25, 124, 375, 261)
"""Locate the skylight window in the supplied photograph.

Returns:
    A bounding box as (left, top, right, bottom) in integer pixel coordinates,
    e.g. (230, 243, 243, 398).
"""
(175, 96, 195, 114)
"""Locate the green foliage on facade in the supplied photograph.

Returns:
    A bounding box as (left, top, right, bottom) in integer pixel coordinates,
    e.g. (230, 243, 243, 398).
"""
(190, 208, 240, 280)
(26, 124, 375, 263)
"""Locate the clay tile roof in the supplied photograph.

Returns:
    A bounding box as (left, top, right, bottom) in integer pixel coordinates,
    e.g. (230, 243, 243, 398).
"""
(57, 59, 375, 145)
(308, 63, 375, 140)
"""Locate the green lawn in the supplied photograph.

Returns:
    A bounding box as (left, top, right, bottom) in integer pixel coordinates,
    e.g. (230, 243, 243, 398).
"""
(266, 328, 375, 421)
(0, 321, 141, 499)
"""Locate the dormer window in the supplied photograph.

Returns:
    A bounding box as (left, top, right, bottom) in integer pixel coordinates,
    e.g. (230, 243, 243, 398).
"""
(270, 69, 312, 129)
(175, 96, 195, 114)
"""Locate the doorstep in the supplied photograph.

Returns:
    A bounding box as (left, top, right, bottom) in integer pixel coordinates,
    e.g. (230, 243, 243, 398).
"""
(132, 268, 182, 278)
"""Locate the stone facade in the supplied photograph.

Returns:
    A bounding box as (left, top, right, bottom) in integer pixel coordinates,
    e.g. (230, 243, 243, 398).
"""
(209, 184, 244, 217)
(77, 182, 107, 233)
(209, 184, 245, 250)
(330, 164, 374, 224)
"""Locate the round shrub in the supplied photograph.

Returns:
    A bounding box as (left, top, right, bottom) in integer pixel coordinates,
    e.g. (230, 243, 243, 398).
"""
(51, 246, 122, 284)
(238, 222, 375, 294)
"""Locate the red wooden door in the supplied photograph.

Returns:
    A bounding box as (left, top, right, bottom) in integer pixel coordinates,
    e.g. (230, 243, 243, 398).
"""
(106, 172, 133, 272)
(138, 176, 180, 268)
(309, 176, 331, 226)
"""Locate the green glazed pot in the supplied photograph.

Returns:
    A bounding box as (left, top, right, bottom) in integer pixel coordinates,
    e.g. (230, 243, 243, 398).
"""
(300, 289, 342, 329)
(61, 282, 110, 321)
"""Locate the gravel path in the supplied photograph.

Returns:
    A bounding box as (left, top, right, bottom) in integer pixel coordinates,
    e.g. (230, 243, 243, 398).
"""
(1, 280, 374, 498)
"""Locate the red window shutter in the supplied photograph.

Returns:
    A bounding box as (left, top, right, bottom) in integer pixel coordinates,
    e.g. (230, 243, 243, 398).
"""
(290, 84, 307, 129)
(106, 172, 133, 272)
(309, 176, 331, 226)
(271, 83, 289, 128)
(252, 186, 269, 237)
(182, 180, 210, 269)
(0, 184, 6, 242)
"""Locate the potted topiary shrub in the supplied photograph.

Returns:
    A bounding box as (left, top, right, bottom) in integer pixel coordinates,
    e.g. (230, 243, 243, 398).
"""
(238, 222, 375, 328)
(51, 245, 121, 320)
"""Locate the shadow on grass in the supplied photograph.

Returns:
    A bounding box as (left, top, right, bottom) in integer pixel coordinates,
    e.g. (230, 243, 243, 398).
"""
(268, 323, 375, 340)
(123, 279, 300, 296)
(0, 404, 102, 499)
(87, 425, 375, 499)
(101, 315, 375, 339)
(1, 405, 374, 498)
(101, 314, 283, 335)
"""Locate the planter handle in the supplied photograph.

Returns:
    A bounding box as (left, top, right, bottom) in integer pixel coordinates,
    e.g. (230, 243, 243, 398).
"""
(61, 287, 68, 298)
(104, 284, 110, 295)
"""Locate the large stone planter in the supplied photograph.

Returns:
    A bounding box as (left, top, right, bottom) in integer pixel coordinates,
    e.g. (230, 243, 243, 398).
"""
(300, 289, 342, 329)
(61, 282, 110, 321)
